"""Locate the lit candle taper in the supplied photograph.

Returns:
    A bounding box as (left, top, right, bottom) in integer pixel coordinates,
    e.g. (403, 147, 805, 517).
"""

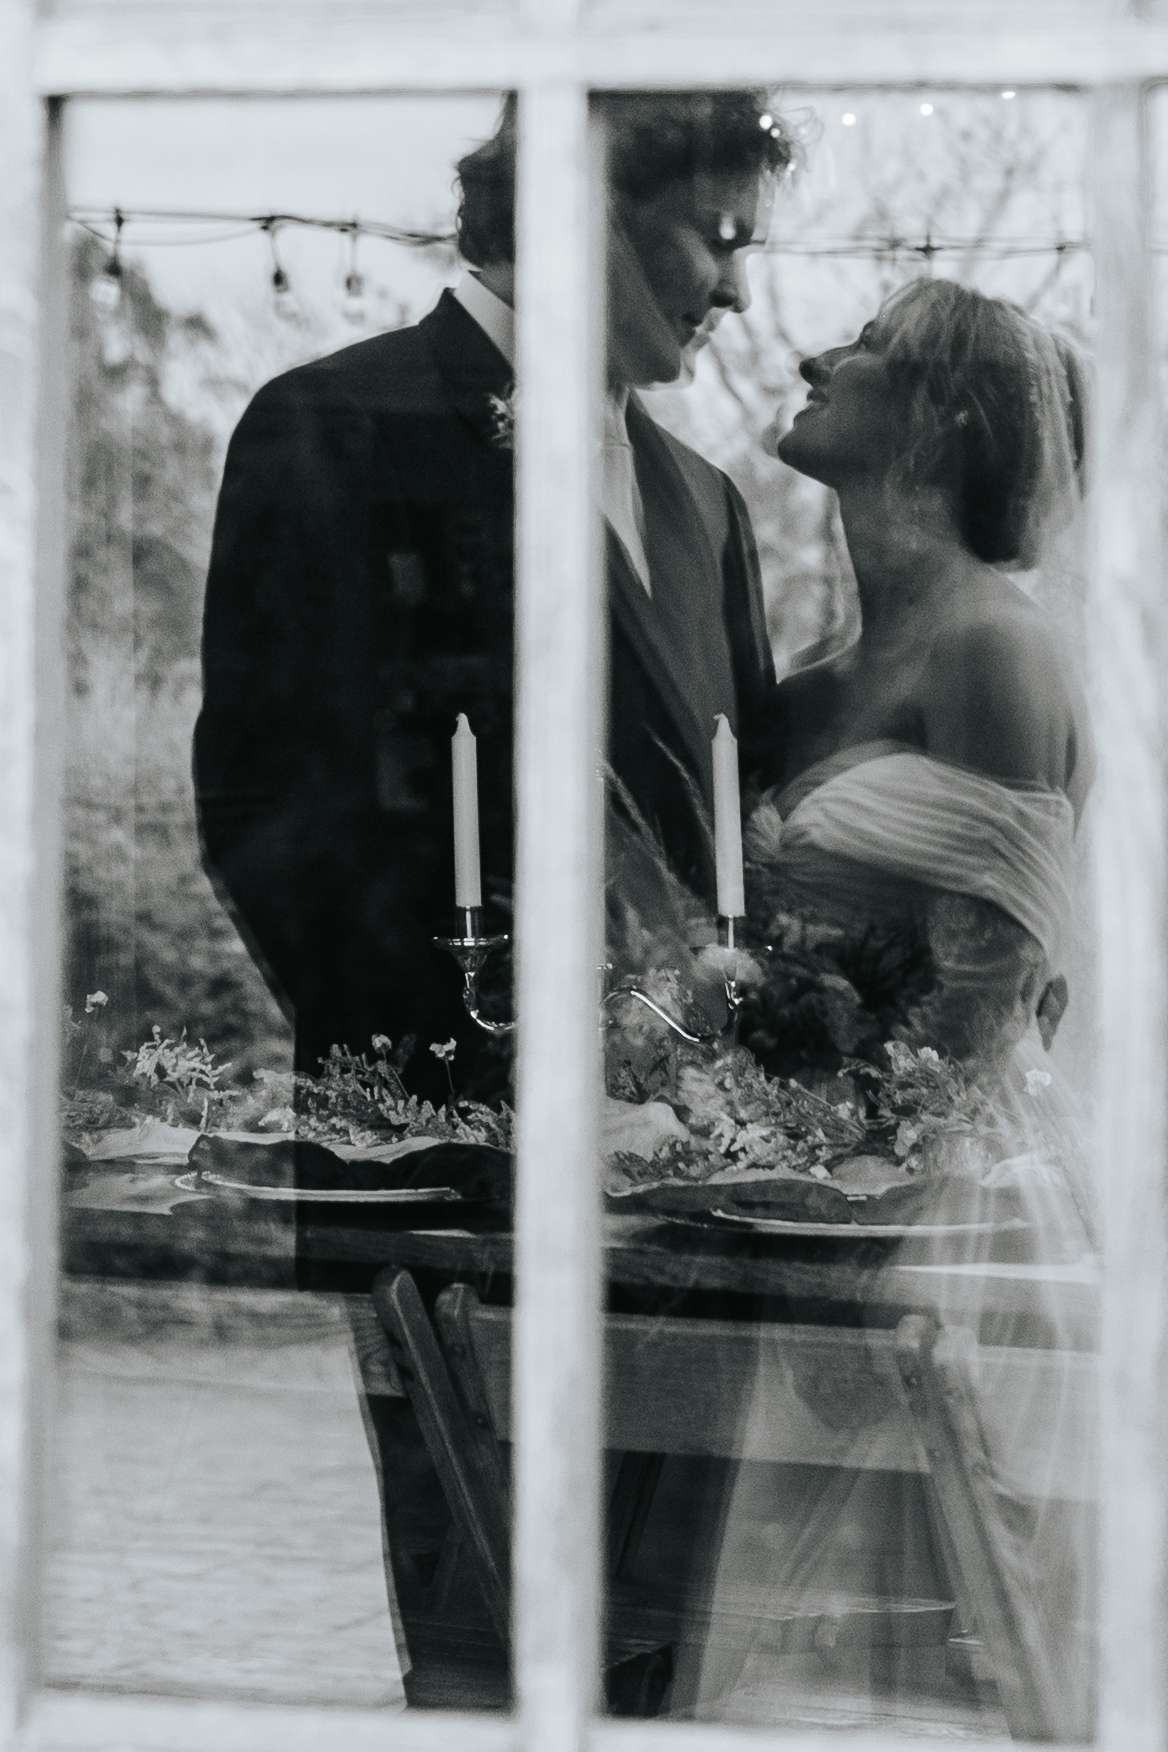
(452, 714, 482, 911)
(712, 713, 745, 920)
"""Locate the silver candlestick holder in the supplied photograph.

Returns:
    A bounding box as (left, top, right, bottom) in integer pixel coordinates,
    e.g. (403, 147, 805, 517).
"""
(437, 911, 747, 1043)
(719, 913, 746, 1032)
(434, 907, 516, 1037)
(600, 913, 745, 1044)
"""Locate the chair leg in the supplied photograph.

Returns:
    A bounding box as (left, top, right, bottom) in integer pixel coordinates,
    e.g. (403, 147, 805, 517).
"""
(896, 1313, 1077, 1742)
(373, 1269, 511, 1647)
(432, 1280, 674, 1718)
(604, 1644, 675, 1718)
(607, 1451, 665, 1580)
(434, 1283, 512, 1512)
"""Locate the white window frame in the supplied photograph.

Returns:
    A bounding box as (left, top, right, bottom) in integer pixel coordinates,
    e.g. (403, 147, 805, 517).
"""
(2, 6, 1166, 1750)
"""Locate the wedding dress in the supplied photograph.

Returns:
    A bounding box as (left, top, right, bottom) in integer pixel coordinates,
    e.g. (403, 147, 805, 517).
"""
(750, 739, 1071, 1066)
(671, 741, 1097, 1739)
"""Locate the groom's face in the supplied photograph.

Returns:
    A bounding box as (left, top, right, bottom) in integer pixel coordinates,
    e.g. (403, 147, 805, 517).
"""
(607, 169, 760, 388)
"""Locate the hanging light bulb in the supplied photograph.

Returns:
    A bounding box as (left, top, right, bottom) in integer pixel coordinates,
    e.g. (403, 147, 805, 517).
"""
(342, 224, 366, 325)
(99, 315, 133, 369)
(90, 208, 124, 312)
(342, 270, 366, 323)
(263, 220, 295, 316)
(90, 261, 122, 312)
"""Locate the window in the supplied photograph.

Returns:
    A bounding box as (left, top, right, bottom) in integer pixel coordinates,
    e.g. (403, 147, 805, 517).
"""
(4, 5, 1167, 1748)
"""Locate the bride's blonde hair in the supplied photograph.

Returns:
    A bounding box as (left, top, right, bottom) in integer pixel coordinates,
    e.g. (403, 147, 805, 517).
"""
(878, 277, 1086, 570)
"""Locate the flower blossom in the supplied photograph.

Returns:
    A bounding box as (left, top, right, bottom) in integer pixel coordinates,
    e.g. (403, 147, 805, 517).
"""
(486, 388, 516, 451)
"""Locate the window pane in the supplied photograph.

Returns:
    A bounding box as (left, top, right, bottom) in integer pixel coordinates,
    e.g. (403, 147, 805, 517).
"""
(54, 93, 519, 1714)
(597, 86, 1098, 1739)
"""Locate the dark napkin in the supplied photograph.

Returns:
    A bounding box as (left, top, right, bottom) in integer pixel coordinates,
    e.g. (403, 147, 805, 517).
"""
(609, 1175, 855, 1223)
(609, 1167, 1024, 1229)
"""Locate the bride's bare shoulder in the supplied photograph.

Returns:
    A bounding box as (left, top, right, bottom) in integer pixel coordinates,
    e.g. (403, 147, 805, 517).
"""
(930, 590, 1064, 690)
(920, 591, 1089, 798)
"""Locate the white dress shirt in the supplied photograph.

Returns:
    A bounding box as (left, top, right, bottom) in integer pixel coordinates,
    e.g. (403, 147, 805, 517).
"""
(602, 389, 651, 594)
(452, 272, 652, 595)
(452, 271, 515, 366)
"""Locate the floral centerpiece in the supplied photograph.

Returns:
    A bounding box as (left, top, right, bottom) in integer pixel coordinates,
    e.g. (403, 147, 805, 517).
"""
(62, 1002, 513, 1198)
(596, 798, 1060, 1229)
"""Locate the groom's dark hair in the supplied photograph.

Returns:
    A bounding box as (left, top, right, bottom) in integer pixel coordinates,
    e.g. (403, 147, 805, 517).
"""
(456, 91, 792, 269)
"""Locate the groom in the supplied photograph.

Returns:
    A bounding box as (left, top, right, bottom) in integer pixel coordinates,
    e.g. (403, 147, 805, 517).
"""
(194, 93, 787, 1106)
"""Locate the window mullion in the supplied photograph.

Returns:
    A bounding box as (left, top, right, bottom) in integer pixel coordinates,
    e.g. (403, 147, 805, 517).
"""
(1089, 81, 1168, 1752)
(1, 6, 65, 1739)
(513, 77, 604, 1752)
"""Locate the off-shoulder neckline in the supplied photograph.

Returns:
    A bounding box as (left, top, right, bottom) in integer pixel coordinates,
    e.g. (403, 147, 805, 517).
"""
(776, 740, 1069, 820)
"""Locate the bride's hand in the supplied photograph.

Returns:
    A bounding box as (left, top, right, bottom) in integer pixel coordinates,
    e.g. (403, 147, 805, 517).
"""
(693, 943, 763, 989)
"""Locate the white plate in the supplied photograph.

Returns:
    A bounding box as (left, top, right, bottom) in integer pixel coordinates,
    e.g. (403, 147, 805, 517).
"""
(173, 1171, 460, 1204)
(697, 1209, 1021, 1239)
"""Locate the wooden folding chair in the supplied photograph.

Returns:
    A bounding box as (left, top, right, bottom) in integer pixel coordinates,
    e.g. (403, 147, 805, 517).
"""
(372, 1269, 674, 1717)
(374, 1267, 1093, 1736)
(896, 1314, 1094, 1742)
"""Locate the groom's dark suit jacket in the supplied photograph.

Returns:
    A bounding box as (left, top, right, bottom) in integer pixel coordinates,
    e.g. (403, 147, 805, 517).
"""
(194, 290, 773, 1104)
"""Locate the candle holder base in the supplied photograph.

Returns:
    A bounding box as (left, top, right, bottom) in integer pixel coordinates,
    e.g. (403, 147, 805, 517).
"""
(434, 908, 515, 1037)
(719, 914, 745, 1038)
(439, 912, 747, 1044)
(600, 915, 746, 1045)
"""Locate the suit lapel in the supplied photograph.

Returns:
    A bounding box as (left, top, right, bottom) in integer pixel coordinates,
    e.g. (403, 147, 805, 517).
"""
(609, 401, 738, 801)
(420, 289, 514, 448)
(415, 303, 736, 807)
(607, 530, 714, 798)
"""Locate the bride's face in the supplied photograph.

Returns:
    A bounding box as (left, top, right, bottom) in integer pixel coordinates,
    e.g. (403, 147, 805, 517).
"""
(776, 315, 907, 487)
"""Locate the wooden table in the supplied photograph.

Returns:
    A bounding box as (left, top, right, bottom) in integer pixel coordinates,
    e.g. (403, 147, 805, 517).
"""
(63, 1196, 1099, 1347)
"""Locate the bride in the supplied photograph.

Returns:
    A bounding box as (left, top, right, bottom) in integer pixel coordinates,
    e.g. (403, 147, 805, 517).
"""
(748, 274, 1090, 1082)
(648, 280, 1098, 1735)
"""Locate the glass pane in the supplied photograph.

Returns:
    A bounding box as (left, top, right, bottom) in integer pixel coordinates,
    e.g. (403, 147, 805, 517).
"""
(597, 86, 1098, 1739)
(54, 93, 518, 1713)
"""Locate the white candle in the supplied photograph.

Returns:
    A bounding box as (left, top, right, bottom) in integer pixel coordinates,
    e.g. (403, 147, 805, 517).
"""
(712, 713, 745, 919)
(452, 714, 482, 910)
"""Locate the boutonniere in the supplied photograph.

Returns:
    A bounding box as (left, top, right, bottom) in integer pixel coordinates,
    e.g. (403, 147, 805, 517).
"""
(486, 384, 517, 451)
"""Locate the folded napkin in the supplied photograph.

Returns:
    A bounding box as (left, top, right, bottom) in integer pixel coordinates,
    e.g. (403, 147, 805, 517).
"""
(74, 1118, 203, 1166)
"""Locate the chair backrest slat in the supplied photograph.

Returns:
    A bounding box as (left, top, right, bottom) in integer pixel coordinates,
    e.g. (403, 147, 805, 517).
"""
(467, 1304, 1095, 1501)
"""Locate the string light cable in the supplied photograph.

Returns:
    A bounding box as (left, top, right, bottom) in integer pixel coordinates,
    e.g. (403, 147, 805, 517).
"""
(72, 206, 1113, 272)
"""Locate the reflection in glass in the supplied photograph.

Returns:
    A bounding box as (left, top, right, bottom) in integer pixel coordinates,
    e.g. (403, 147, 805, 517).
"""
(56, 94, 518, 1714)
(599, 89, 1096, 1739)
